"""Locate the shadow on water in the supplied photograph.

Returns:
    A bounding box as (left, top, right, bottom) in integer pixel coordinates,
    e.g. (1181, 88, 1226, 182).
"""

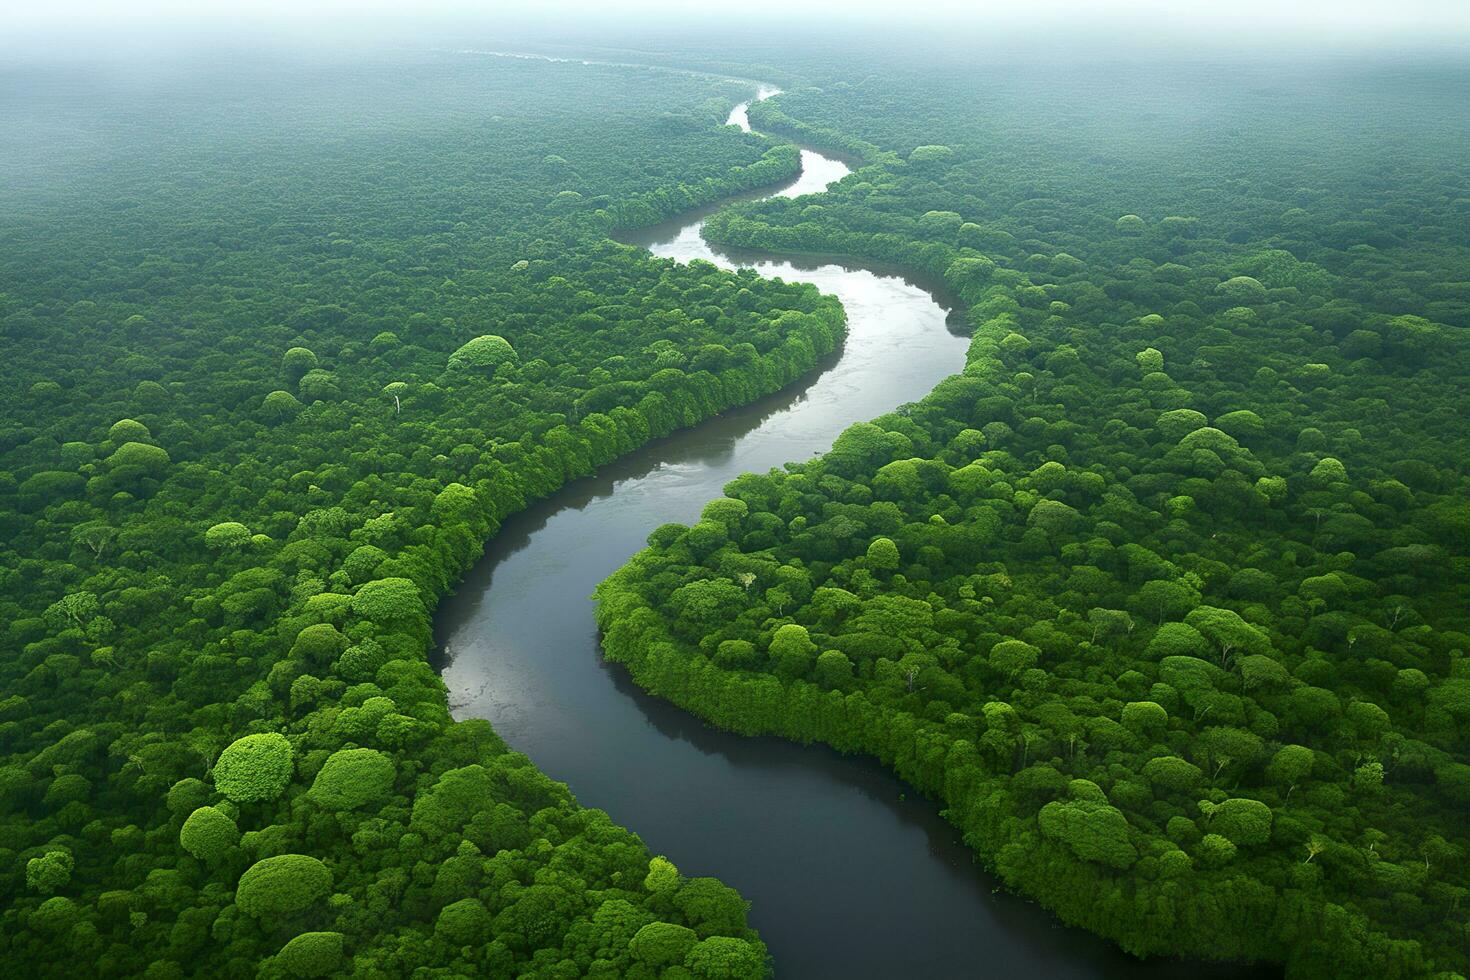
(434, 81, 1278, 978)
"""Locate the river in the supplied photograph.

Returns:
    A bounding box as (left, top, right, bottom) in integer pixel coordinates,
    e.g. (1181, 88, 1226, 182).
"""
(436, 81, 1268, 978)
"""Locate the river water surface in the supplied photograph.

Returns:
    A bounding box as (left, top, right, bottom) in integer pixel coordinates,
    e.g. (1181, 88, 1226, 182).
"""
(437, 81, 1268, 978)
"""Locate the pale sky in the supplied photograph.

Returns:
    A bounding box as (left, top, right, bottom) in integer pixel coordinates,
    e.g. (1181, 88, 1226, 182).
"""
(5, 0, 1470, 52)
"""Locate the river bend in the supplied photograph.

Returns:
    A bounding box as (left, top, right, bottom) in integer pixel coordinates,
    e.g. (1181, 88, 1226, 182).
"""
(437, 76, 1264, 978)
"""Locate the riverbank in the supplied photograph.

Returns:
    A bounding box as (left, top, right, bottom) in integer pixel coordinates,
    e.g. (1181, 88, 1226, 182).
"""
(439, 75, 1269, 978)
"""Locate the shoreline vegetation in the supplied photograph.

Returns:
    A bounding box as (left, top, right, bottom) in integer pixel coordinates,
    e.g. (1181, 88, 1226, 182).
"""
(1, 36, 1465, 979)
(0, 54, 837, 976)
(596, 54, 1470, 980)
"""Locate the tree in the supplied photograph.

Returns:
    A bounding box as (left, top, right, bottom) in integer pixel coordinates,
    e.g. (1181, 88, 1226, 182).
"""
(290, 623, 348, 668)
(1028, 499, 1080, 537)
(1285, 686, 1342, 733)
(1144, 623, 1208, 659)
(252, 391, 303, 427)
(213, 732, 294, 803)
(865, 536, 900, 570)
(275, 932, 345, 978)
(297, 369, 340, 402)
(44, 591, 100, 631)
(435, 899, 491, 945)
(989, 639, 1040, 678)
(701, 497, 749, 528)
(205, 522, 252, 551)
(1214, 410, 1265, 442)
(908, 144, 954, 164)
(630, 922, 698, 967)
(644, 855, 680, 893)
(382, 381, 408, 414)
(307, 748, 395, 811)
(25, 850, 73, 894)
(351, 577, 424, 623)
(685, 936, 765, 978)
(180, 805, 240, 863)
(1198, 833, 1238, 867)
(670, 579, 746, 634)
(768, 624, 817, 679)
(1121, 701, 1168, 734)
(1142, 756, 1202, 793)
(236, 855, 332, 918)
(1352, 761, 1386, 795)
(449, 335, 518, 371)
(1184, 605, 1270, 665)
(1308, 457, 1348, 488)
(1216, 276, 1268, 304)
(105, 441, 170, 477)
(1201, 798, 1272, 846)
(282, 347, 318, 383)
(1088, 608, 1134, 643)
(1132, 579, 1200, 623)
(814, 650, 854, 689)
(1037, 800, 1137, 869)
(108, 418, 151, 443)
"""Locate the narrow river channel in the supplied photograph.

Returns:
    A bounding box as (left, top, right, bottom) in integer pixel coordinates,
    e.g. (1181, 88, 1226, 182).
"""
(436, 78, 1269, 978)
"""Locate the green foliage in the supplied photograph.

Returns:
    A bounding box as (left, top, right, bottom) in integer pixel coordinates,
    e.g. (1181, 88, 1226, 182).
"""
(599, 43, 1470, 978)
(1037, 800, 1137, 869)
(1142, 756, 1202, 793)
(644, 855, 680, 893)
(282, 347, 319, 383)
(212, 733, 294, 804)
(768, 623, 817, 679)
(306, 748, 395, 811)
(6, 29, 1469, 979)
(908, 144, 954, 163)
(108, 418, 151, 443)
(106, 440, 170, 474)
(1197, 833, 1238, 868)
(25, 850, 73, 894)
(0, 50, 783, 979)
(865, 536, 900, 569)
(436, 898, 492, 945)
(988, 639, 1040, 677)
(179, 806, 240, 863)
(1201, 798, 1273, 846)
(449, 334, 518, 371)
(1215, 275, 1267, 304)
(261, 389, 303, 421)
(684, 935, 767, 978)
(235, 855, 332, 918)
(289, 622, 347, 667)
(1120, 700, 1167, 733)
(350, 577, 424, 623)
(630, 921, 698, 967)
(205, 521, 252, 550)
(274, 932, 345, 978)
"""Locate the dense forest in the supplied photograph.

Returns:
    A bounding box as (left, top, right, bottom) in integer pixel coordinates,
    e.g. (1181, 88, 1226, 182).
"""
(4, 24, 1469, 979)
(0, 52, 828, 976)
(597, 49, 1470, 978)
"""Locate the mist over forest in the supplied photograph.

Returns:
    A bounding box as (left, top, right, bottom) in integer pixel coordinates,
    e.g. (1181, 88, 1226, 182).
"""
(2, 3, 1468, 977)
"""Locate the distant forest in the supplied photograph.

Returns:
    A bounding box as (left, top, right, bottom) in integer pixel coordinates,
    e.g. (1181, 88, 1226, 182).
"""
(3, 33, 1469, 980)
(602, 46, 1470, 978)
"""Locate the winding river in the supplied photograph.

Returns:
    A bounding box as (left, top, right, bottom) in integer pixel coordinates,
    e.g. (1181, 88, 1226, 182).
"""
(437, 80, 1267, 978)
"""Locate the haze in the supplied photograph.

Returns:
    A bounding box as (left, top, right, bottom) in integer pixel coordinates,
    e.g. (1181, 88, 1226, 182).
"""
(7, 0, 1470, 60)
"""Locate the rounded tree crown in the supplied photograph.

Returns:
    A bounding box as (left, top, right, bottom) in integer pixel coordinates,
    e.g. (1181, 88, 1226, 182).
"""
(450, 334, 518, 370)
(108, 418, 151, 443)
(236, 854, 331, 917)
(213, 732, 293, 803)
